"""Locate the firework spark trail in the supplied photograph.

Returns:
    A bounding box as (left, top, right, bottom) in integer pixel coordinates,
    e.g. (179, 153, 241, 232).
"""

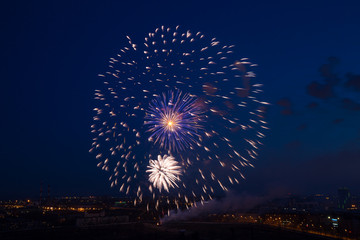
(90, 25, 269, 210)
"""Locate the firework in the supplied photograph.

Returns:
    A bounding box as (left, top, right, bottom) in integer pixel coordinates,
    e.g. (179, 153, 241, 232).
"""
(146, 155, 182, 192)
(145, 91, 203, 152)
(90, 25, 269, 210)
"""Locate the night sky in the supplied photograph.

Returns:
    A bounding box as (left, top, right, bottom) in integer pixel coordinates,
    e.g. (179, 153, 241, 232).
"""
(1, 0, 360, 200)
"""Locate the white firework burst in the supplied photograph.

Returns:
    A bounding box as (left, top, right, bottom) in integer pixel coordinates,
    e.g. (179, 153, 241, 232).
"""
(146, 155, 182, 192)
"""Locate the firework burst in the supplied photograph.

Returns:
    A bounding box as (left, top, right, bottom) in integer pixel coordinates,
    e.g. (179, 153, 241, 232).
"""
(145, 91, 203, 152)
(146, 155, 182, 192)
(90, 25, 269, 210)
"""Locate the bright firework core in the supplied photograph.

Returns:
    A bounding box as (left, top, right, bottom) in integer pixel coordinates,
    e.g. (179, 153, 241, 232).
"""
(163, 113, 180, 133)
(145, 91, 204, 152)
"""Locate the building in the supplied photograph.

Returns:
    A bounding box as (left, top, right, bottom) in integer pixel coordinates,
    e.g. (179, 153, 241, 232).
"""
(338, 187, 351, 210)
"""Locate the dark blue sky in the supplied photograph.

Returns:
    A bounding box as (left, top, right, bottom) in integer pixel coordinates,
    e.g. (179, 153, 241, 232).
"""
(1, 0, 360, 199)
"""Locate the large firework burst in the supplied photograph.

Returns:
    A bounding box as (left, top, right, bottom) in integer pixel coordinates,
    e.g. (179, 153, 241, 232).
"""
(90, 25, 269, 210)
